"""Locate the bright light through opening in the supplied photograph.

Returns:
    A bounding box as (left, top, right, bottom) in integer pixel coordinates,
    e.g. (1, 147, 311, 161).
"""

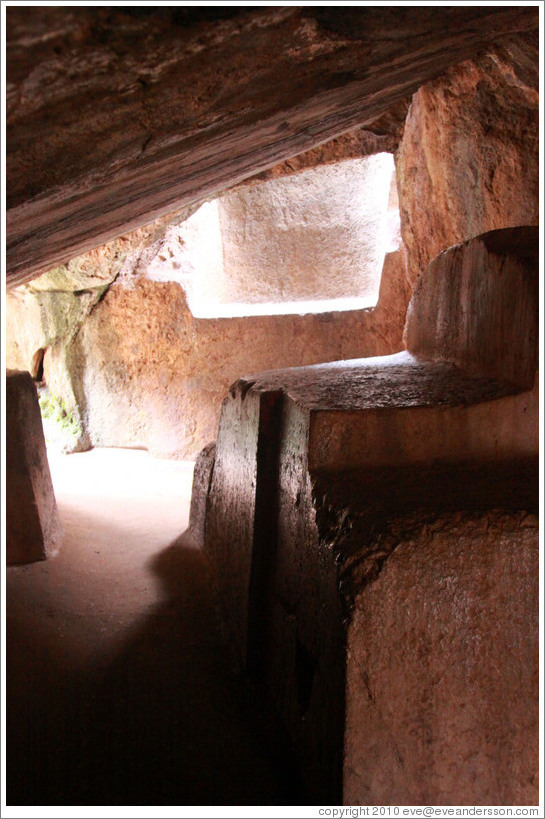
(145, 154, 399, 318)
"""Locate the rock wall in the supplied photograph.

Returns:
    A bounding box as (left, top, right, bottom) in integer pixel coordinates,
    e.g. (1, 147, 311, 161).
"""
(396, 33, 538, 282)
(68, 247, 409, 459)
(199, 359, 538, 803)
(196, 225, 538, 803)
(5, 202, 199, 452)
(5, 25, 538, 462)
(141, 155, 399, 316)
(6, 170, 410, 459)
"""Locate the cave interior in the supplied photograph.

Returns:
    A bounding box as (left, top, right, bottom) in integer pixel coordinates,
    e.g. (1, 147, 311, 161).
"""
(3, 4, 541, 810)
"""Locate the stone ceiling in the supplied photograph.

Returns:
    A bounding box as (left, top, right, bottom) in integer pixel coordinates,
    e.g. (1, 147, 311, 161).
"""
(5, 5, 538, 287)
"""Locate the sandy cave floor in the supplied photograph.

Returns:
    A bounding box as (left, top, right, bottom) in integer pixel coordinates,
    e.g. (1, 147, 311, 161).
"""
(6, 448, 300, 807)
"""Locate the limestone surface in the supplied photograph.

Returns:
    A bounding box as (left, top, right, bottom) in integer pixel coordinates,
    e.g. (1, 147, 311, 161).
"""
(216, 155, 394, 307)
(196, 224, 539, 803)
(200, 362, 537, 802)
(188, 442, 216, 546)
(72, 279, 404, 459)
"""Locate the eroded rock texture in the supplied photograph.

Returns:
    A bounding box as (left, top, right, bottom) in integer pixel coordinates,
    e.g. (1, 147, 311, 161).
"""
(6, 371, 62, 564)
(396, 33, 539, 282)
(5, 7, 538, 463)
(246, 122, 403, 186)
(5, 205, 198, 452)
(188, 442, 216, 546)
(345, 512, 539, 806)
(6, 5, 537, 284)
(5, 4, 540, 805)
(209, 155, 394, 308)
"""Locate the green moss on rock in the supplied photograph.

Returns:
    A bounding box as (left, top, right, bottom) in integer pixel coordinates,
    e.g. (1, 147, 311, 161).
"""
(39, 391, 83, 441)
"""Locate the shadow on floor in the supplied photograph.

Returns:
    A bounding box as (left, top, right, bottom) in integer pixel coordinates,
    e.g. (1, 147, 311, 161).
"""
(7, 530, 303, 806)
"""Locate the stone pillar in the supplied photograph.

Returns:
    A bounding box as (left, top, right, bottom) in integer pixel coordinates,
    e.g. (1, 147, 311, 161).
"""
(6, 370, 62, 565)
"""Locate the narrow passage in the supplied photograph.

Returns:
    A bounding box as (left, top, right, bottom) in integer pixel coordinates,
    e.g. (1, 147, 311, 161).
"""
(7, 449, 299, 806)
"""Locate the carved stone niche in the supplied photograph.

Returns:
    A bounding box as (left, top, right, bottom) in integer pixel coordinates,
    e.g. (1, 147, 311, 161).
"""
(6, 370, 62, 565)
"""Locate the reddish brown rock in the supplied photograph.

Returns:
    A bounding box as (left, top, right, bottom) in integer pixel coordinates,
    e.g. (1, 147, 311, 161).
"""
(404, 226, 538, 390)
(77, 266, 411, 459)
(396, 34, 538, 283)
(201, 358, 537, 801)
(345, 511, 539, 806)
(6, 136, 412, 459)
(246, 123, 404, 186)
(365, 248, 411, 354)
(6, 370, 62, 565)
(6, 237, 409, 459)
(6, 6, 537, 285)
(197, 223, 538, 802)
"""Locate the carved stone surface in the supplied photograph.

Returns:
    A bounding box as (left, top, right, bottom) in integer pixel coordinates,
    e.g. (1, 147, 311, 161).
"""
(188, 442, 216, 547)
(404, 226, 538, 390)
(202, 363, 537, 801)
(345, 511, 539, 806)
(6, 370, 63, 565)
(197, 224, 539, 802)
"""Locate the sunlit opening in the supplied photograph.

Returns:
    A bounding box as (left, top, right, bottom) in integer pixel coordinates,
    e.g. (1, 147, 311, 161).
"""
(146, 153, 399, 317)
